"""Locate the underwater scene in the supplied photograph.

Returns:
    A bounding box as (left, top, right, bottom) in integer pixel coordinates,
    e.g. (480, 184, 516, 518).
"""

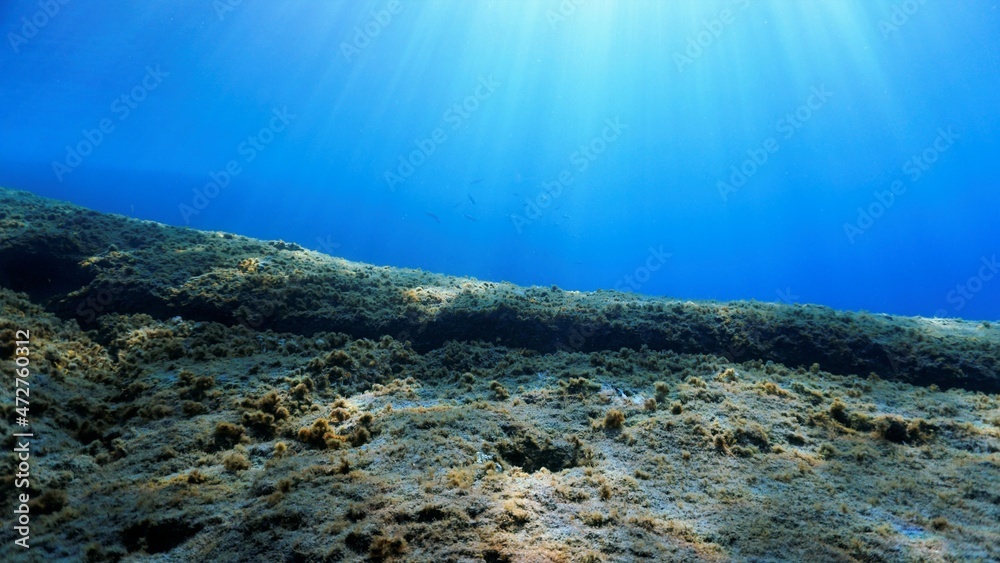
(1, 1, 998, 561)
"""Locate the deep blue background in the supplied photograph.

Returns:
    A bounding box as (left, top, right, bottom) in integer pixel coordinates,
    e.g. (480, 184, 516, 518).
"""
(2, 0, 998, 320)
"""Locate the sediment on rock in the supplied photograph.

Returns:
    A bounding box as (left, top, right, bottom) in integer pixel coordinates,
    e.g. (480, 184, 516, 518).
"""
(1, 187, 997, 392)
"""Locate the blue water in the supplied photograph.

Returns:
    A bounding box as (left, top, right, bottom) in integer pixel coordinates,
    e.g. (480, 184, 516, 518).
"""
(2, 0, 998, 320)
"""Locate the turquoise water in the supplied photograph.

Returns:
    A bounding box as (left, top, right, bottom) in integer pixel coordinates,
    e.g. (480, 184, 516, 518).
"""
(2, 0, 998, 320)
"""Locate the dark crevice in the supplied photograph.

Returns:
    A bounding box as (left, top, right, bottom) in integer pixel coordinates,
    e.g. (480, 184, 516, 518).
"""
(0, 247, 94, 304)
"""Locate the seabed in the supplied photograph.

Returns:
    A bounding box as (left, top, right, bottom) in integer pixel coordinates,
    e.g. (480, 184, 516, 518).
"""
(0, 187, 998, 562)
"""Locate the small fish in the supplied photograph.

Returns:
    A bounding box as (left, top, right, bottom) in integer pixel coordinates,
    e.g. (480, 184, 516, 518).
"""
(452, 201, 463, 209)
(424, 211, 441, 223)
(468, 193, 477, 205)
(470, 178, 484, 184)
(463, 214, 478, 222)
(512, 192, 521, 197)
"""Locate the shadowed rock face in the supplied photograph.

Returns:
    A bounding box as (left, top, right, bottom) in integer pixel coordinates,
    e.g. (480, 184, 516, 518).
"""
(1, 186, 997, 392)
(496, 423, 582, 473)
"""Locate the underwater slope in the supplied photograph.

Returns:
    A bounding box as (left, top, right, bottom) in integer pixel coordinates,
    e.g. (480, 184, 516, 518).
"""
(0, 187, 999, 562)
(0, 187, 997, 393)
